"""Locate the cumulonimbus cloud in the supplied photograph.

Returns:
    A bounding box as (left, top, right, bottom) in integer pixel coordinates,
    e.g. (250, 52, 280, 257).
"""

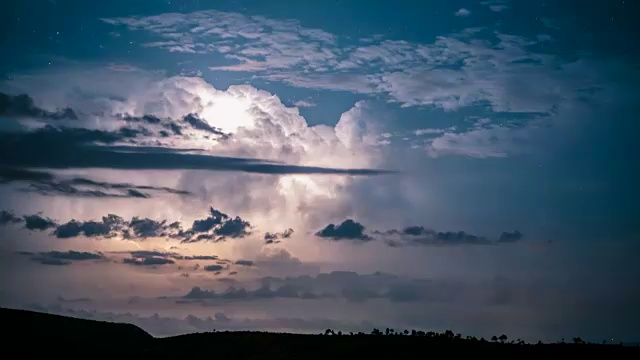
(2, 68, 399, 241)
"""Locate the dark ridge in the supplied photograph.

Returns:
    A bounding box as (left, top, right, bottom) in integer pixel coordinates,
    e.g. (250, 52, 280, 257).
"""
(1, 307, 638, 357)
(1, 307, 153, 352)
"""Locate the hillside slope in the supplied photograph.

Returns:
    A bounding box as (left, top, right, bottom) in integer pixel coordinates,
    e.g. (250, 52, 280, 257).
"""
(1, 307, 153, 352)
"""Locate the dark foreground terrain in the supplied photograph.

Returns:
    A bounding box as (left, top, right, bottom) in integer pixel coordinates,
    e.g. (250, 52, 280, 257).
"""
(2, 307, 638, 358)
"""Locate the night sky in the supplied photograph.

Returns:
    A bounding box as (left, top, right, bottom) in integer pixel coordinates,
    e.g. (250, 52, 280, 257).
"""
(1, 0, 638, 342)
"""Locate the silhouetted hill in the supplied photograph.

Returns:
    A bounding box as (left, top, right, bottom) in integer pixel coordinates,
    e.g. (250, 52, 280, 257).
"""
(1, 307, 153, 352)
(1, 307, 638, 358)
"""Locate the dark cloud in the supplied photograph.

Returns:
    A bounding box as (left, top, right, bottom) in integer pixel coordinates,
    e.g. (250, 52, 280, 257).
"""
(0, 92, 77, 120)
(26, 182, 121, 198)
(401, 226, 426, 236)
(319, 221, 523, 247)
(119, 113, 224, 138)
(38, 250, 104, 261)
(404, 231, 492, 246)
(125, 189, 149, 198)
(19, 250, 104, 266)
(0, 167, 55, 183)
(182, 113, 227, 137)
(69, 177, 190, 196)
(33, 258, 71, 266)
(194, 234, 214, 241)
(264, 233, 279, 244)
(383, 227, 521, 247)
(124, 257, 174, 266)
(180, 255, 218, 260)
(234, 260, 254, 266)
(0, 167, 191, 199)
(123, 251, 217, 262)
(128, 251, 171, 259)
(119, 250, 192, 266)
(181, 207, 251, 243)
(184, 286, 216, 299)
(204, 265, 224, 272)
(264, 228, 293, 244)
(4, 206, 252, 243)
(167, 123, 183, 135)
(316, 219, 371, 241)
(190, 208, 227, 232)
(128, 217, 168, 238)
(23, 214, 56, 231)
(120, 114, 162, 125)
(214, 217, 251, 238)
(54, 215, 125, 238)
(220, 287, 249, 299)
(0, 210, 23, 225)
(0, 125, 394, 175)
(498, 230, 524, 243)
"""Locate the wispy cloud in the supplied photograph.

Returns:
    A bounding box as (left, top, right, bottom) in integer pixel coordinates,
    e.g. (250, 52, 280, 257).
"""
(102, 9, 590, 118)
(481, 0, 509, 12)
(0, 167, 191, 199)
(294, 100, 316, 108)
(455, 8, 471, 17)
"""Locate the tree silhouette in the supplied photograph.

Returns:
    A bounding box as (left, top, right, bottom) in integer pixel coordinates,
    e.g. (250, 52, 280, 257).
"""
(491, 335, 498, 342)
(498, 334, 508, 343)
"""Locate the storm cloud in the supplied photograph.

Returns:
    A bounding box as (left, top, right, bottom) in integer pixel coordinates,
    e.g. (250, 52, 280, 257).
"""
(23, 214, 57, 231)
